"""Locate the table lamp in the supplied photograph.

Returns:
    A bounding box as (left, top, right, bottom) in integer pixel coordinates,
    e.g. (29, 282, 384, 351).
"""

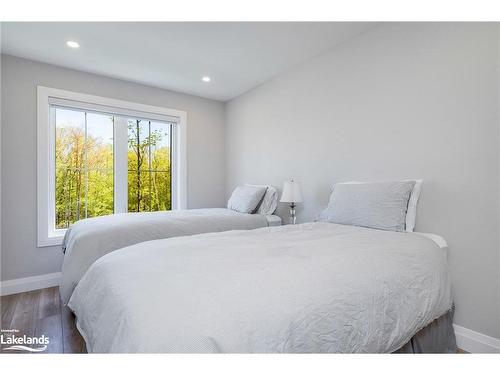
(280, 179, 303, 224)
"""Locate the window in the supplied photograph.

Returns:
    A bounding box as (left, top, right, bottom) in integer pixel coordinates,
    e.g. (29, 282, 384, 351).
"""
(126, 119, 172, 213)
(38, 86, 187, 247)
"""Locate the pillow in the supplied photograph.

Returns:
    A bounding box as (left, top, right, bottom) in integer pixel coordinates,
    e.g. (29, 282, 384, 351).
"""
(227, 185, 268, 213)
(405, 179, 423, 232)
(318, 180, 416, 232)
(321, 179, 423, 232)
(246, 184, 279, 215)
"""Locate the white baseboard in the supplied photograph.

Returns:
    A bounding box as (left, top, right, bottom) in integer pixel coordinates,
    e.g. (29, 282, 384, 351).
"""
(0, 272, 61, 296)
(454, 324, 500, 353)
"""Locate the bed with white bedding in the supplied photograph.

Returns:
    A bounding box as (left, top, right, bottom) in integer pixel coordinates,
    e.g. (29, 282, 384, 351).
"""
(68, 222, 453, 353)
(60, 208, 281, 304)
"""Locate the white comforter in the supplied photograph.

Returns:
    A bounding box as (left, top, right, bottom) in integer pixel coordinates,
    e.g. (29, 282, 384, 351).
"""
(60, 208, 269, 304)
(68, 222, 452, 353)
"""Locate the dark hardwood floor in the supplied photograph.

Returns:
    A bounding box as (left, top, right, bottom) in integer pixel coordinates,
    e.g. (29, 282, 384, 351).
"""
(0, 287, 86, 353)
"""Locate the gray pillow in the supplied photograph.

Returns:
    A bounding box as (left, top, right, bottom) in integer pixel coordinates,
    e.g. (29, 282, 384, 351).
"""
(227, 185, 268, 213)
(318, 180, 416, 232)
(246, 184, 279, 215)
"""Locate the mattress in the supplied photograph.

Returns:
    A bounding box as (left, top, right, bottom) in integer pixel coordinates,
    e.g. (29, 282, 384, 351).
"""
(60, 208, 279, 304)
(68, 222, 452, 353)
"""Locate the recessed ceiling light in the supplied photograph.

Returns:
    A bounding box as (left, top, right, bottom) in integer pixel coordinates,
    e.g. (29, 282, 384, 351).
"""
(201, 76, 211, 83)
(66, 40, 80, 49)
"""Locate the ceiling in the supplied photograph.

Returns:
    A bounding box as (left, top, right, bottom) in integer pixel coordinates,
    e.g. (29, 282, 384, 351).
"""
(1, 22, 377, 101)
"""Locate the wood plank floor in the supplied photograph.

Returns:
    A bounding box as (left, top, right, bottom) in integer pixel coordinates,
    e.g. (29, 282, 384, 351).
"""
(0, 287, 86, 353)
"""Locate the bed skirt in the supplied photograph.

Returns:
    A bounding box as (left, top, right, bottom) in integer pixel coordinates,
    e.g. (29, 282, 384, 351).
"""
(73, 307, 458, 353)
(395, 306, 457, 353)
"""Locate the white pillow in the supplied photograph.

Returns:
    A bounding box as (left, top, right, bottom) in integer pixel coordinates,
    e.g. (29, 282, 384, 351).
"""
(246, 184, 279, 215)
(405, 179, 423, 232)
(227, 185, 268, 213)
(318, 180, 416, 232)
(319, 179, 423, 232)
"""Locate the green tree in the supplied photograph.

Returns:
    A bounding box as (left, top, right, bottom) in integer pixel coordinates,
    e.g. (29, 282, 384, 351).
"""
(55, 114, 171, 229)
(127, 120, 171, 213)
(56, 126, 114, 228)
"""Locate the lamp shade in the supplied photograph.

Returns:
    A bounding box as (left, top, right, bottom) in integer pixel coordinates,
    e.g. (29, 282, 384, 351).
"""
(280, 180, 303, 203)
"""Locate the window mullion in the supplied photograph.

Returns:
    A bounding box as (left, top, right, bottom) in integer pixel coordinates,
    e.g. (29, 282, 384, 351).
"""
(170, 123, 177, 210)
(48, 107, 57, 232)
(84, 112, 88, 219)
(170, 123, 173, 210)
(114, 117, 129, 213)
(148, 121, 152, 212)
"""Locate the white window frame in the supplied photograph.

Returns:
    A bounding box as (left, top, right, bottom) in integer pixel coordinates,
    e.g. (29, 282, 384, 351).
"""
(37, 86, 187, 247)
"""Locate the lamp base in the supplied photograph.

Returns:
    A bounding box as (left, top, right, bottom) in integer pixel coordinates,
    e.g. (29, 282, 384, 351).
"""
(289, 203, 296, 225)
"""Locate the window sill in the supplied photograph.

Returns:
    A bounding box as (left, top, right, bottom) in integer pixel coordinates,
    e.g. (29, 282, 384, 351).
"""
(38, 233, 65, 248)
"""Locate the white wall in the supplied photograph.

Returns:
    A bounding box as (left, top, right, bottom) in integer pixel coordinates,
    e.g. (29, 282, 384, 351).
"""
(1, 54, 226, 281)
(225, 23, 500, 339)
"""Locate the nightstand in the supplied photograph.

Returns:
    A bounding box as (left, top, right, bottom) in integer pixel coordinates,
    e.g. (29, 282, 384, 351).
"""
(266, 215, 282, 227)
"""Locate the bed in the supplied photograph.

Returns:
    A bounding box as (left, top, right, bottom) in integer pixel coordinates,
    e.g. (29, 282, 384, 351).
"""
(60, 207, 281, 304)
(60, 183, 281, 304)
(68, 222, 454, 353)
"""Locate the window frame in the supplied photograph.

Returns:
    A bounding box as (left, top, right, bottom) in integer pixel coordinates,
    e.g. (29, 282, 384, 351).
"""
(37, 86, 187, 247)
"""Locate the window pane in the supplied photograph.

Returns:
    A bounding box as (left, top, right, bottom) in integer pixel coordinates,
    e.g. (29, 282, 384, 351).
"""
(127, 119, 150, 171)
(55, 167, 85, 229)
(55, 108, 85, 170)
(55, 108, 85, 229)
(150, 122, 171, 172)
(150, 171, 171, 211)
(55, 108, 114, 228)
(87, 170, 114, 218)
(127, 169, 151, 212)
(86, 113, 114, 219)
(127, 120, 172, 212)
(86, 113, 114, 170)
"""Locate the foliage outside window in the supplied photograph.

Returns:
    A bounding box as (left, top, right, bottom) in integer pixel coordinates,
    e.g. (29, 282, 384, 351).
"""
(127, 119, 172, 213)
(54, 107, 172, 229)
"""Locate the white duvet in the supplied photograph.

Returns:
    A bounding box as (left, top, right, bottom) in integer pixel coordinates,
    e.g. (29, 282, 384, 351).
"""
(61, 208, 270, 304)
(68, 222, 452, 353)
